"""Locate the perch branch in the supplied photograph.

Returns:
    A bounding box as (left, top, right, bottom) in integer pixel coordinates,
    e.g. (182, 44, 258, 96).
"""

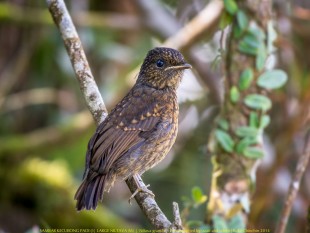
(275, 130, 310, 233)
(46, 0, 178, 229)
(46, 0, 107, 125)
(125, 176, 172, 229)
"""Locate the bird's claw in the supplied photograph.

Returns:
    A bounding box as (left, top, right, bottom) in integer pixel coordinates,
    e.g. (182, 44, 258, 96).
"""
(128, 184, 155, 205)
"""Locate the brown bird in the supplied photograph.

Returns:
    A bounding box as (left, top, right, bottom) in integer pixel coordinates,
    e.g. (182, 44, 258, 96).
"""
(75, 47, 192, 210)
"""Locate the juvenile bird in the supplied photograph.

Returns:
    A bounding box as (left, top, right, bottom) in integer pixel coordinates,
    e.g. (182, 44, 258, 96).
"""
(75, 47, 191, 210)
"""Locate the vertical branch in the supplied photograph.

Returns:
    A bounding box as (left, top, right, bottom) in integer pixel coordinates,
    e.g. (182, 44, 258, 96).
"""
(275, 131, 310, 233)
(207, 0, 286, 229)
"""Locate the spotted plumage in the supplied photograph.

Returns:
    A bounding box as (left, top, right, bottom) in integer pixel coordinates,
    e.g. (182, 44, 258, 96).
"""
(75, 47, 191, 210)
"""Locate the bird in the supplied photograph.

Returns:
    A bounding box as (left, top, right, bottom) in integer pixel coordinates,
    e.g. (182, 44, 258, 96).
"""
(74, 47, 192, 211)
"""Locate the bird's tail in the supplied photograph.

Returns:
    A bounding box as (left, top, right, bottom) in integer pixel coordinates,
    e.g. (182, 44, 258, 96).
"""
(74, 175, 106, 211)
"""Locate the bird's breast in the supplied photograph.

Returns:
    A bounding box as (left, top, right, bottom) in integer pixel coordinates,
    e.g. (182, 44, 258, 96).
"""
(154, 90, 179, 123)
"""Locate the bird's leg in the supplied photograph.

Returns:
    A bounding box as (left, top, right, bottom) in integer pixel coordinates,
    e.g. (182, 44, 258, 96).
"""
(128, 174, 155, 204)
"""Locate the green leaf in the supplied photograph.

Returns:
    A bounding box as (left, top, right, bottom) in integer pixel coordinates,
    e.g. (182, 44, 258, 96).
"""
(249, 112, 259, 128)
(191, 186, 207, 207)
(242, 33, 261, 50)
(238, 68, 254, 90)
(191, 186, 203, 202)
(235, 126, 258, 138)
(236, 137, 257, 154)
(213, 215, 228, 232)
(260, 115, 270, 129)
(256, 43, 267, 71)
(248, 24, 266, 40)
(230, 86, 240, 103)
(239, 25, 265, 56)
(220, 11, 233, 29)
(215, 129, 235, 153)
(243, 146, 264, 159)
(224, 0, 238, 15)
(244, 94, 272, 111)
(237, 10, 248, 31)
(228, 213, 246, 229)
(218, 118, 229, 131)
(238, 40, 259, 55)
(257, 69, 288, 89)
(233, 10, 248, 38)
(233, 23, 243, 38)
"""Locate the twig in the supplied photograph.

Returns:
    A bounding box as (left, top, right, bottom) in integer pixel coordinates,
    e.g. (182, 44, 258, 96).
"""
(163, 0, 223, 50)
(136, 0, 224, 49)
(134, 0, 224, 51)
(275, 130, 310, 233)
(46, 0, 179, 229)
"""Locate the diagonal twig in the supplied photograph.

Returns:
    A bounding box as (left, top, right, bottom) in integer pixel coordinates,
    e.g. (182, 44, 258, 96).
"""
(275, 130, 310, 233)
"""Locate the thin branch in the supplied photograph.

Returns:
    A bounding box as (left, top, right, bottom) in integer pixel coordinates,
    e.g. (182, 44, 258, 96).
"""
(46, 0, 177, 229)
(275, 130, 310, 233)
(135, 0, 224, 49)
(47, 0, 107, 125)
(163, 0, 223, 50)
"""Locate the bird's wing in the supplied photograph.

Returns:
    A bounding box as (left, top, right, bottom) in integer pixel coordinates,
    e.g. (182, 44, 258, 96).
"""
(84, 86, 162, 177)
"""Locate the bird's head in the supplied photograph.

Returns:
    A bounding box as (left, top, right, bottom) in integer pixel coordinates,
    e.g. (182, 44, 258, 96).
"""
(137, 47, 192, 90)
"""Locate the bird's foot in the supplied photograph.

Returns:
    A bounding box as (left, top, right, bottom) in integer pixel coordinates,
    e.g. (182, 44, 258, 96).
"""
(128, 184, 155, 205)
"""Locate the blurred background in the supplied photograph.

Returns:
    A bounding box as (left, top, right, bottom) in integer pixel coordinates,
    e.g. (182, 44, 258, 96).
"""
(0, 0, 309, 232)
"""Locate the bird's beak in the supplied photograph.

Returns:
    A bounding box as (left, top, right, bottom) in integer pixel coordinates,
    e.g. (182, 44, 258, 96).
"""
(164, 63, 192, 71)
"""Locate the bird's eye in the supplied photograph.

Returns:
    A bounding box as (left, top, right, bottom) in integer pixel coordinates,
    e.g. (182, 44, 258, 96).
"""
(156, 59, 165, 68)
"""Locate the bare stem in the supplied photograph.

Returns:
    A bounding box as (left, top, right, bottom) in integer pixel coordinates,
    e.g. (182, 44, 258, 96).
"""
(275, 130, 310, 233)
